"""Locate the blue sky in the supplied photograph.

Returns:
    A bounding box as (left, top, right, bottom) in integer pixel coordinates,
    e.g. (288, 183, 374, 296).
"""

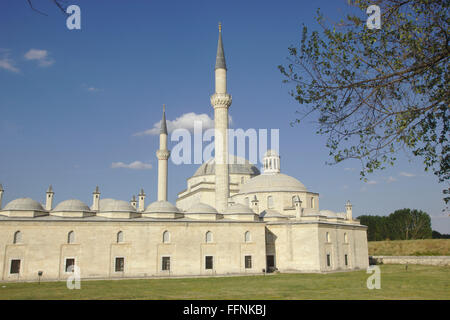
(0, 0, 448, 233)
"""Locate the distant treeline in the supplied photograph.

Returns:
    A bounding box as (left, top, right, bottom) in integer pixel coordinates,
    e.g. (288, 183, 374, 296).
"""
(357, 208, 445, 241)
(432, 230, 450, 239)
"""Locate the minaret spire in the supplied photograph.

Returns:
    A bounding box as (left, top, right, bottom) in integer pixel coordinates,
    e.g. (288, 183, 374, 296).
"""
(215, 22, 226, 70)
(156, 104, 171, 201)
(160, 104, 168, 134)
(211, 23, 232, 212)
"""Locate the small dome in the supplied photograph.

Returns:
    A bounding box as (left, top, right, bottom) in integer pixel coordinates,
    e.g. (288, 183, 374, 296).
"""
(193, 155, 260, 177)
(53, 199, 91, 212)
(100, 199, 136, 212)
(260, 209, 284, 218)
(239, 173, 307, 194)
(145, 200, 180, 214)
(186, 203, 218, 214)
(3, 198, 45, 211)
(320, 210, 345, 218)
(223, 203, 255, 215)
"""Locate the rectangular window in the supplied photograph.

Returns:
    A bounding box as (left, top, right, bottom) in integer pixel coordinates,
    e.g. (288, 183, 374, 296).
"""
(266, 255, 275, 268)
(162, 257, 170, 271)
(344, 254, 348, 266)
(326, 254, 331, 267)
(10, 259, 20, 274)
(115, 257, 124, 272)
(245, 256, 252, 269)
(65, 258, 75, 272)
(205, 256, 213, 270)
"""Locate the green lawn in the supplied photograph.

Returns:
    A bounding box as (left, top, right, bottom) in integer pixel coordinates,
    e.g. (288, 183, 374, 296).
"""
(369, 239, 450, 256)
(0, 265, 449, 300)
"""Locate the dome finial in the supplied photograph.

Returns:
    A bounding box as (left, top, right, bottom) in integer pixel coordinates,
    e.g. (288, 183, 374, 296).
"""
(218, 21, 222, 32)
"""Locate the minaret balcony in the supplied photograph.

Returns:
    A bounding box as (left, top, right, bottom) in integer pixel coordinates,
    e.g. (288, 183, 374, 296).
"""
(156, 149, 171, 160)
(210, 93, 232, 108)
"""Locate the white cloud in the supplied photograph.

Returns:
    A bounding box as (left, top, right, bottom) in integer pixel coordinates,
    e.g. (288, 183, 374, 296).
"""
(24, 49, 54, 67)
(344, 167, 356, 171)
(87, 86, 101, 92)
(0, 50, 19, 73)
(111, 161, 152, 170)
(134, 112, 225, 136)
(366, 180, 377, 185)
(399, 171, 416, 177)
(386, 176, 397, 183)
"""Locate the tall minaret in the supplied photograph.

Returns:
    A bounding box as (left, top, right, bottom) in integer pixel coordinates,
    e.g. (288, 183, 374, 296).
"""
(211, 22, 232, 212)
(156, 104, 170, 201)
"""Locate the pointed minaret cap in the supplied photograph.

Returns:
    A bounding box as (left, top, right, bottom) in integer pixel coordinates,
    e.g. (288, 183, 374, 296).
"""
(93, 185, 100, 194)
(160, 104, 168, 135)
(139, 188, 146, 197)
(215, 22, 227, 70)
(47, 185, 54, 193)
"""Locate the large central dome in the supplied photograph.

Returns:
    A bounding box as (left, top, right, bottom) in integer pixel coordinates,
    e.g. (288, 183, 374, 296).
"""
(193, 155, 260, 177)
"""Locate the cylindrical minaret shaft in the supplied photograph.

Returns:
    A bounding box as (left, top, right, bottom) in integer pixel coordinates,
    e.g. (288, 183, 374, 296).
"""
(156, 105, 170, 201)
(211, 23, 232, 212)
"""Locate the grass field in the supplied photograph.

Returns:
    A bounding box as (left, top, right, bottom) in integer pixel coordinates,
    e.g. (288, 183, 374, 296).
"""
(368, 239, 450, 256)
(0, 265, 448, 300)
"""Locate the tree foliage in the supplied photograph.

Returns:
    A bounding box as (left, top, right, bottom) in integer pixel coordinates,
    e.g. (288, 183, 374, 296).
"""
(358, 208, 433, 241)
(279, 0, 449, 203)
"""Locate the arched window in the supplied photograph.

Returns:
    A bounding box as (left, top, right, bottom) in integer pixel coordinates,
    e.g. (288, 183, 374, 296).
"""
(163, 231, 170, 243)
(326, 232, 330, 243)
(13, 231, 21, 244)
(205, 231, 213, 243)
(117, 231, 124, 243)
(292, 196, 297, 207)
(267, 196, 274, 209)
(68, 231, 75, 244)
(344, 233, 348, 243)
(245, 231, 251, 242)
(241, 177, 245, 184)
(311, 198, 314, 208)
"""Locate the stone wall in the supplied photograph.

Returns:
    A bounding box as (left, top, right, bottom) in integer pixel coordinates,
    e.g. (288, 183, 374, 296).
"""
(370, 255, 450, 266)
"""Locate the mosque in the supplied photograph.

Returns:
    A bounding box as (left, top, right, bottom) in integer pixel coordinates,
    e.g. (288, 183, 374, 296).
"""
(0, 25, 368, 282)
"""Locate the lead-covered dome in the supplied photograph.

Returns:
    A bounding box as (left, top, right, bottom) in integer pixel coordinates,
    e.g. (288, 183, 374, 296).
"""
(186, 203, 218, 214)
(53, 199, 91, 212)
(145, 200, 180, 214)
(223, 203, 255, 215)
(100, 199, 136, 212)
(193, 156, 260, 177)
(239, 173, 307, 194)
(3, 198, 45, 211)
